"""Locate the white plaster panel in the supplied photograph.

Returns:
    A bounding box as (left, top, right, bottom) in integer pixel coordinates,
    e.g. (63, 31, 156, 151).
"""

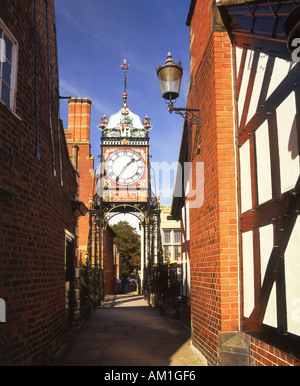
(267, 57, 293, 100)
(259, 224, 277, 328)
(277, 93, 299, 194)
(182, 252, 191, 298)
(186, 202, 190, 241)
(181, 206, 186, 244)
(247, 52, 269, 123)
(240, 140, 252, 213)
(255, 121, 272, 205)
(285, 216, 300, 336)
(242, 231, 254, 318)
(186, 253, 191, 298)
(182, 252, 187, 297)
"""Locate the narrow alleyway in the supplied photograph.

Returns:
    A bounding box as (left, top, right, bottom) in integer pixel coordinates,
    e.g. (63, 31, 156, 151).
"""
(56, 293, 204, 366)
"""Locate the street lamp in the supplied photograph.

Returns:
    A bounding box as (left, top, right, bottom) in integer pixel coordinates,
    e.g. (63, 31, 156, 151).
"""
(156, 52, 201, 126)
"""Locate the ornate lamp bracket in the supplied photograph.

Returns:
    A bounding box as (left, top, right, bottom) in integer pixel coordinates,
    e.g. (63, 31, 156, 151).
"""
(168, 102, 201, 127)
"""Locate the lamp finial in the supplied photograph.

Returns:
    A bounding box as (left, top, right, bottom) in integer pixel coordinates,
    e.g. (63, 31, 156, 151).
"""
(121, 59, 130, 112)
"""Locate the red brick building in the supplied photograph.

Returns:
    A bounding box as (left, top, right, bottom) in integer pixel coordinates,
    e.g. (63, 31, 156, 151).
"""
(65, 98, 119, 296)
(0, 0, 87, 365)
(174, 0, 239, 365)
(172, 0, 300, 366)
(65, 98, 96, 262)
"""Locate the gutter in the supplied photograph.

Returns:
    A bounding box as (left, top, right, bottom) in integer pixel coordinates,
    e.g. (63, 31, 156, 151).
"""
(186, 0, 197, 26)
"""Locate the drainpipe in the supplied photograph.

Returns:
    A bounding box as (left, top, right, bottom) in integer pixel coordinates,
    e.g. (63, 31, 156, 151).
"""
(45, 0, 56, 176)
(54, 20, 64, 185)
(34, 0, 40, 160)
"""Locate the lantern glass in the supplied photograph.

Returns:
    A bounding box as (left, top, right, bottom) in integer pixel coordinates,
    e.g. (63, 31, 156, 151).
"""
(156, 53, 183, 102)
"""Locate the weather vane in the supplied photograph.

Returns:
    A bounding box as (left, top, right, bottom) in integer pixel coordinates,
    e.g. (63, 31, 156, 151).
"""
(121, 59, 130, 115)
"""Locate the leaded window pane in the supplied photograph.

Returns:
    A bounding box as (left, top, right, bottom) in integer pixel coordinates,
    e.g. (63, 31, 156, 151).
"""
(1, 82, 10, 106)
(3, 60, 11, 86)
(4, 36, 12, 63)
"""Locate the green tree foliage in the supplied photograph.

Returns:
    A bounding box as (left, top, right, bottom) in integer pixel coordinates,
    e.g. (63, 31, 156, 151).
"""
(111, 221, 141, 277)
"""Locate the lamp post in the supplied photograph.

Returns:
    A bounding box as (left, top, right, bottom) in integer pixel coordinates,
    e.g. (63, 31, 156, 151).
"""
(156, 52, 201, 126)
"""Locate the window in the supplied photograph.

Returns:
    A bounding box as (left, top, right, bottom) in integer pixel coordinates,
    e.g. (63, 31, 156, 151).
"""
(174, 246, 181, 261)
(65, 232, 75, 283)
(0, 20, 18, 111)
(163, 246, 170, 262)
(164, 230, 171, 244)
(174, 231, 181, 244)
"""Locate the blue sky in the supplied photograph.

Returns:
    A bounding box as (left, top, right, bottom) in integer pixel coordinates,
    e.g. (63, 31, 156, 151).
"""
(55, 0, 191, 207)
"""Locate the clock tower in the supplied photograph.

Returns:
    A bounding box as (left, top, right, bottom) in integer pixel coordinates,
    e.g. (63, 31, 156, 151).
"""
(88, 60, 161, 305)
(97, 60, 151, 205)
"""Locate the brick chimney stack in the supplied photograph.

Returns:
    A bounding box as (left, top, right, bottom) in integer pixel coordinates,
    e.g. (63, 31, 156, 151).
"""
(67, 98, 92, 143)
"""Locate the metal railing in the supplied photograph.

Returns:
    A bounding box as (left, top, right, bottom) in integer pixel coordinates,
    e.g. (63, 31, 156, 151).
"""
(143, 262, 180, 315)
(79, 264, 104, 319)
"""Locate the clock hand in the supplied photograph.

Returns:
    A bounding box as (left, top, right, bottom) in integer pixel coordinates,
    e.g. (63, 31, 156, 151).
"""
(118, 158, 135, 178)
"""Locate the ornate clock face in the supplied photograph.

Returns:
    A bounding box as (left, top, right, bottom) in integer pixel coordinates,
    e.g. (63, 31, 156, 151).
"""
(105, 149, 146, 186)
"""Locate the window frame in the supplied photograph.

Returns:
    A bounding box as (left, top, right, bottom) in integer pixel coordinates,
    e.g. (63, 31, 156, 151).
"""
(163, 230, 171, 244)
(174, 230, 181, 244)
(174, 246, 181, 262)
(0, 19, 18, 112)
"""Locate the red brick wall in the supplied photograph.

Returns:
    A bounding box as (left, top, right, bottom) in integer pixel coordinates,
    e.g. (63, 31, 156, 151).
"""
(187, 0, 239, 366)
(250, 338, 300, 366)
(77, 144, 95, 260)
(0, 0, 79, 365)
(187, 0, 300, 367)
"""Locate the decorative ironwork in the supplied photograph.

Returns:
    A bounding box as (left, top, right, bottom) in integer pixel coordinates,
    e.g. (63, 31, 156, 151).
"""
(98, 115, 109, 131)
(83, 208, 104, 310)
(84, 60, 170, 316)
(142, 115, 152, 131)
(121, 59, 130, 94)
(168, 103, 201, 126)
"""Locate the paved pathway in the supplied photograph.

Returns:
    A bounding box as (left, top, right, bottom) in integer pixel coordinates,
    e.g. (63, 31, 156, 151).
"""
(57, 293, 204, 366)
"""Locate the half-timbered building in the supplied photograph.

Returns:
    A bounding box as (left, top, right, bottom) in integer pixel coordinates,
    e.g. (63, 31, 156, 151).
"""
(218, 0, 300, 364)
(172, 0, 300, 366)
